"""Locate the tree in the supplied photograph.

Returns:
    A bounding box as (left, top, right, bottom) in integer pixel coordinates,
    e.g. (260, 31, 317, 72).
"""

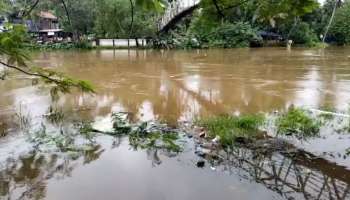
(329, 0, 350, 44)
(94, 0, 157, 39)
(199, 0, 319, 25)
(4, 0, 166, 40)
(322, 0, 342, 43)
(182, 0, 319, 47)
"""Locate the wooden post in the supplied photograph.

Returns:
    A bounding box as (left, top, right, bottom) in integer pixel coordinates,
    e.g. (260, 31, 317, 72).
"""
(113, 39, 115, 48)
(128, 39, 130, 48)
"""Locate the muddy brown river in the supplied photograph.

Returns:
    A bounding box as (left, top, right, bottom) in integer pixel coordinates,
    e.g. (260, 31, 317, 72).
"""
(1, 47, 350, 200)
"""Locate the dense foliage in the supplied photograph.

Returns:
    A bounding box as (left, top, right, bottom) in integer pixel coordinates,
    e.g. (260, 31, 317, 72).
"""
(94, 0, 157, 39)
(329, 0, 350, 44)
(2, 0, 350, 48)
(158, 0, 350, 48)
(1, 0, 165, 41)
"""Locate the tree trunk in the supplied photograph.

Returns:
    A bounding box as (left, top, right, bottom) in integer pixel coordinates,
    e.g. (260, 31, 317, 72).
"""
(287, 17, 299, 40)
(323, 0, 340, 43)
(128, 0, 134, 38)
(21, 0, 41, 18)
(135, 38, 139, 47)
(212, 0, 225, 19)
(60, 0, 78, 41)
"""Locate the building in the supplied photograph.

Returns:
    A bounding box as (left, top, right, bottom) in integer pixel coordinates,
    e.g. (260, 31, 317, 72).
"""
(35, 11, 64, 42)
(1, 11, 65, 41)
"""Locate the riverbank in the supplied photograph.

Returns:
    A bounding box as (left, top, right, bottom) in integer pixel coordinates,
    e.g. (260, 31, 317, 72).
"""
(25, 39, 334, 51)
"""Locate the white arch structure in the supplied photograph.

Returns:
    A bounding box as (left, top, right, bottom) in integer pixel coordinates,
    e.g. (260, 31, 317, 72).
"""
(158, 0, 200, 32)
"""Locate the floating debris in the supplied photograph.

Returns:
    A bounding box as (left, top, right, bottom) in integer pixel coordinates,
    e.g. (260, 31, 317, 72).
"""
(196, 160, 205, 168)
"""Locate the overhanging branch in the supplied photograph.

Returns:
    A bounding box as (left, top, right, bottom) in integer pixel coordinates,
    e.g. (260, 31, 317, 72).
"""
(0, 61, 61, 84)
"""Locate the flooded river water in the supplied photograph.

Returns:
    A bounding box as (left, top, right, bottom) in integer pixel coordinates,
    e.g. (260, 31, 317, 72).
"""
(1, 48, 350, 200)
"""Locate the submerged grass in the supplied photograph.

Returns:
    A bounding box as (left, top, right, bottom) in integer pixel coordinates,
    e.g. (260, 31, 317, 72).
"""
(276, 108, 320, 137)
(111, 112, 182, 152)
(198, 108, 324, 147)
(129, 132, 181, 152)
(198, 114, 265, 146)
(318, 106, 336, 120)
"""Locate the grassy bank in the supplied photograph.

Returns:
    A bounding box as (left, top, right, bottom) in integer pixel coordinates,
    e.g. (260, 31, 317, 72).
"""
(25, 41, 94, 50)
(198, 114, 265, 146)
(197, 107, 334, 147)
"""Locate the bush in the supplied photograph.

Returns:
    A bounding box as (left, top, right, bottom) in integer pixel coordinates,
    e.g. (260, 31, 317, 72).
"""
(289, 22, 319, 46)
(74, 39, 93, 49)
(188, 20, 261, 48)
(208, 22, 262, 48)
(26, 40, 93, 50)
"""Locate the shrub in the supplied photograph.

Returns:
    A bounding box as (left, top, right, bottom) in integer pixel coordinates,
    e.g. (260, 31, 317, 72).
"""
(74, 39, 93, 49)
(26, 40, 93, 50)
(290, 22, 319, 46)
(208, 22, 262, 48)
(187, 14, 261, 48)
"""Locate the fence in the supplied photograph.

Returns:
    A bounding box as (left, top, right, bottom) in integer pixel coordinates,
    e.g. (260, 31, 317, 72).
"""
(94, 39, 148, 48)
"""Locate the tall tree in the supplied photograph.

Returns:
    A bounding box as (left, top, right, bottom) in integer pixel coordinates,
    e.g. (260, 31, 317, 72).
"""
(322, 0, 341, 43)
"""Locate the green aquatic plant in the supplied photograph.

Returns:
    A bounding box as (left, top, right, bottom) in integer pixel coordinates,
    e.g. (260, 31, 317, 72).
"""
(28, 111, 183, 153)
(198, 114, 265, 146)
(111, 113, 182, 151)
(14, 105, 32, 131)
(318, 106, 336, 121)
(112, 112, 133, 134)
(129, 132, 181, 152)
(44, 106, 65, 125)
(30, 123, 96, 152)
(276, 108, 320, 137)
(76, 122, 97, 142)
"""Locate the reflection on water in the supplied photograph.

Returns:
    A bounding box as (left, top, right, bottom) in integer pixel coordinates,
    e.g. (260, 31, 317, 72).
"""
(0, 145, 104, 200)
(0, 136, 349, 200)
(212, 148, 350, 200)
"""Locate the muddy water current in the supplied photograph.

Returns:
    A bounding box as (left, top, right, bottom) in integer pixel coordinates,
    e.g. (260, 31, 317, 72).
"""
(1, 48, 350, 200)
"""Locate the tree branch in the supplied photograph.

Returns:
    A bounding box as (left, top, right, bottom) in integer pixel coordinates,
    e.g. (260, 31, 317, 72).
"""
(323, 0, 340, 43)
(0, 61, 61, 84)
(60, 0, 72, 27)
(21, 0, 41, 18)
(212, 0, 225, 18)
(222, 0, 250, 11)
(129, 0, 135, 38)
(0, 61, 95, 93)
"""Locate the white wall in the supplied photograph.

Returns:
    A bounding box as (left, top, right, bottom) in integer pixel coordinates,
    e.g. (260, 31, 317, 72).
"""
(98, 39, 147, 47)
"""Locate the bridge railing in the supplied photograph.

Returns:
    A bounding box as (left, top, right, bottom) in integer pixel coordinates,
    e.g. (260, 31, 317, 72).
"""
(158, 0, 200, 31)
